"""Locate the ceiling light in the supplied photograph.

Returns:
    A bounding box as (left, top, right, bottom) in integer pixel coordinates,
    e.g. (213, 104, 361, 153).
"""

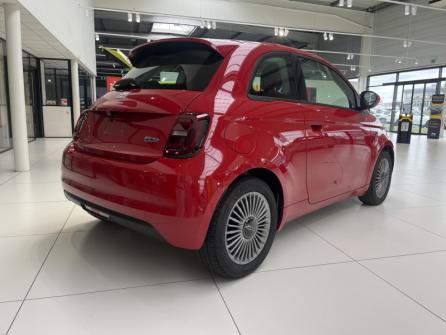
(339, 0, 345, 7)
(135, 13, 141, 23)
(405, 5, 410, 16)
(347, 0, 353, 8)
(274, 27, 279, 36)
(212, 21, 217, 30)
(278, 28, 285, 37)
(411, 6, 417, 16)
(351, 65, 356, 71)
(329, 32, 334, 41)
(368, 69, 372, 73)
(415, 60, 419, 65)
(95, 33, 99, 41)
(323, 32, 328, 41)
(200, 20, 204, 29)
(403, 40, 408, 47)
(127, 12, 133, 22)
(284, 28, 289, 37)
(152, 23, 195, 35)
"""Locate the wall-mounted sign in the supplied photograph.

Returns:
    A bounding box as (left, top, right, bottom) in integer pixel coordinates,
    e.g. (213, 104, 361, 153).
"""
(427, 94, 445, 139)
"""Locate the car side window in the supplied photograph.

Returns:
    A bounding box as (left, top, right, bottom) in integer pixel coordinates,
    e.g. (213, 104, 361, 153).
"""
(249, 55, 296, 100)
(299, 58, 356, 109)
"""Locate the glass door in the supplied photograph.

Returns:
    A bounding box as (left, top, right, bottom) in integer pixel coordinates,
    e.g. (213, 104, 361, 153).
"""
(412, 84, 424, 134)
(421, 83, 438, 134)
(393, 81, 441, 134)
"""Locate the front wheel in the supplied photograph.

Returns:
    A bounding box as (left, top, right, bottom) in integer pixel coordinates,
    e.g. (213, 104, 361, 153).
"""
(359, 151, 393, 206)
(199, 177, 277, 278)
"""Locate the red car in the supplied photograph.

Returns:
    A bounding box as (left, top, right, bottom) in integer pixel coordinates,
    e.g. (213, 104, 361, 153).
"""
(62, 38, 393, 278)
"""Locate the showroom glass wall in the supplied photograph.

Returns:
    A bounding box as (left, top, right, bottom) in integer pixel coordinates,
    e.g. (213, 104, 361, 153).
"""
(0, 40, 10, 152)
(0, 40, 41, 153)
(368, 66, 446, 134)
(79, 66, 93, 111)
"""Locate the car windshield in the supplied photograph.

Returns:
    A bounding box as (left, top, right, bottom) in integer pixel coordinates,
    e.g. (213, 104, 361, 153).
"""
(124, 45, 223, 91)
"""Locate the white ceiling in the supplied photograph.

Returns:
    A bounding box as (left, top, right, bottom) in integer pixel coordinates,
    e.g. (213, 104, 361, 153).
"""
(291, 0, 381, 10)
(0, 5, 72, 59)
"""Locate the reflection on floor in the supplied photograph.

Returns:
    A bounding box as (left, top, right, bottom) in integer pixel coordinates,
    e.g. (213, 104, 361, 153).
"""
(1, 136, 446, 334)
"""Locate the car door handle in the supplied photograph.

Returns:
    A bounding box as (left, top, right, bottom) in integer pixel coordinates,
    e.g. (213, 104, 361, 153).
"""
(310, 123, 323, 131)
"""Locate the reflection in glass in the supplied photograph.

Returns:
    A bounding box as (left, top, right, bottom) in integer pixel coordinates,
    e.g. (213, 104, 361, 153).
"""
(370, 85, 395, 131)
(399, 68, 439, 82)
(421, 83, 438, 135)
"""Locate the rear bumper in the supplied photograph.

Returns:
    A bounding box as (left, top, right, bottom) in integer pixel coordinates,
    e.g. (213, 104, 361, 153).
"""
(61, 142, 225, 249)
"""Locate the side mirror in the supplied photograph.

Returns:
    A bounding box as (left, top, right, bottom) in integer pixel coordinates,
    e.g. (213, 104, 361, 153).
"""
(359, 91, 380, 110)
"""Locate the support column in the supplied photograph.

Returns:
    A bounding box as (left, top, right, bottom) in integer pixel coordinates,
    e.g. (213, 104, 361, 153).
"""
(358, 35, 372, 93)
(71, 59, 81, 124)
(4, 3, 29, 171)
(91, 75, 97, 102)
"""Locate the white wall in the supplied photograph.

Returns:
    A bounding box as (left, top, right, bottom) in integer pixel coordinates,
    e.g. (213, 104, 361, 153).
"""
(17, 0, 96, 74)
(371, 2, 446, 74)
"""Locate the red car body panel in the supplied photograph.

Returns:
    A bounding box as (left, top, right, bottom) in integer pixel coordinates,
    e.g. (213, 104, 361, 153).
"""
(62, 38, 393, 249)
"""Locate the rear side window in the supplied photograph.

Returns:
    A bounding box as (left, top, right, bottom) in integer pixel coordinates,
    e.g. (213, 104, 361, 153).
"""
(299, 58, 356, 108)
(249, 54, 296, 100)
(125, 42, 223, 91)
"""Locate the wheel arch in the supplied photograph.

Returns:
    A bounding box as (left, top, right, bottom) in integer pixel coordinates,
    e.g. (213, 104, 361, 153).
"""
(381, 144, 395, 168)
(233, 168, 285, 230)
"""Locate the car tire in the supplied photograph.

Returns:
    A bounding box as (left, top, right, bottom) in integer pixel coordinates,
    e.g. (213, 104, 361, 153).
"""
(199, 176, 277, 278)
(359, 151, 393, 206)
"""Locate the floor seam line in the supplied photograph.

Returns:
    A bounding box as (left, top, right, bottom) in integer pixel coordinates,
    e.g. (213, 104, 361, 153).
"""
(356, 249, 446, 262)
(306, 225, 446, 325)
(386, 213, 446, 240)
(358, 262, 446, 325)
(211, 274, 242, 335)
(24, 276, 212, 302)
(5, 204, 75, 335)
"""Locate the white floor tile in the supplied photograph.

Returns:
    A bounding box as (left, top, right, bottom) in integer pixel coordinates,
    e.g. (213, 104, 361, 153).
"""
(0, 301, 21, 335)
(0, 235, 56, 302)
(63, 206, 101, 233)
(362, 251, 446, 321)
(258, 224, 350, 272)
(0, 182, 66, 203)
(11, 280, 238, 335)
(377, 188, 442, 209)
(28, 225, 209, 299)
(217, 262, 446, 335)
(306, 210, 446, 259)
(389, 206, 446, 238)
(394, 183, 446, 203)
(0, 202, 74, 237)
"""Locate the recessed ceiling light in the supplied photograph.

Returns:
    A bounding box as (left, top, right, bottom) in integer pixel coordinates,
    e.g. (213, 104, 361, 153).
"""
(151, 23, 195, 35)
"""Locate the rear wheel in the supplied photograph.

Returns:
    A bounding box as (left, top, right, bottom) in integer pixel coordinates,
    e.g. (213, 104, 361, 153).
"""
(199, 177, 277, 278)
(359, 151, 393, 206)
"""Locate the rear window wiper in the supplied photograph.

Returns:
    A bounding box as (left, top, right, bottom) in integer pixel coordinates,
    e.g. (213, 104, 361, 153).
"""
(113, 78, 140, 91)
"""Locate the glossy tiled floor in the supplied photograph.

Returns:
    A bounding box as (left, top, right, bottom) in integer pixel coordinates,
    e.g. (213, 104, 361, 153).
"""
(1, 136, 446, 334)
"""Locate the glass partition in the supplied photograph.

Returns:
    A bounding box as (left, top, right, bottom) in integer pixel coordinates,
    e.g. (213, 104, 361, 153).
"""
(79, 66, 92, 111)
(41, 59, 71, 106)
(0, 40, 11, 152)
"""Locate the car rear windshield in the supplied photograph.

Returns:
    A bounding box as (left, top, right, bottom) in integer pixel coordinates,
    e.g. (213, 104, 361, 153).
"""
(124, 42, 223, 91)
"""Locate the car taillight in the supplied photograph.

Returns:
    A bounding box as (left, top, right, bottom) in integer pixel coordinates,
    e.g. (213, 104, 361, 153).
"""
(164, 113, 210, 158)
(73, 111, 88, 140)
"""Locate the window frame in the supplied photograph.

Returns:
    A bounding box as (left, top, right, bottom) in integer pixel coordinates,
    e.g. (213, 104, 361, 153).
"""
(296, 55, 359, 110)
(247, 51, 300, 103)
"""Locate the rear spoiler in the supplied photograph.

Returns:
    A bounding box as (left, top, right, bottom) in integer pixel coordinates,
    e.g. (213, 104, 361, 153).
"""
(128, 38, 238, 66)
